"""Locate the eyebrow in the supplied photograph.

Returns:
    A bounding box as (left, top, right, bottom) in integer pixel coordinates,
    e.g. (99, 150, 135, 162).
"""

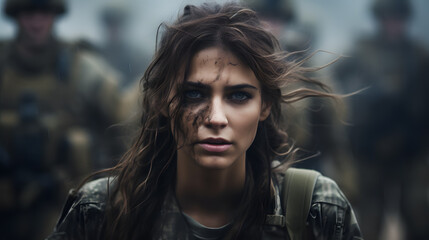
(184, 81, 258, 90)
(226, 84, 258, 91)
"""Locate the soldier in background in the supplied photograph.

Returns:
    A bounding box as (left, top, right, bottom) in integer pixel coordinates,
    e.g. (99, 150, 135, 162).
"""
(0, 0, 130, 239)
(334, 0, 429, 239)
(243, 0, 358, 201)
(99, 1, 151, 89)
(242, 0, 309, 53)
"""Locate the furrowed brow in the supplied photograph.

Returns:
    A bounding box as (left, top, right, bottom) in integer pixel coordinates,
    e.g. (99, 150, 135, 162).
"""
(184, 81, 210, 90)
(225, 84, 258, 91)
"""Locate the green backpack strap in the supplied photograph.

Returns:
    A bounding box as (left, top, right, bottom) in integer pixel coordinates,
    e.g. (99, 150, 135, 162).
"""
(265, 167, 320, 240)
(284, 168, 320, 240)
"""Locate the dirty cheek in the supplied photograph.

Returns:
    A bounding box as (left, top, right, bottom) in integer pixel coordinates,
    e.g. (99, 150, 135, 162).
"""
(184, 104, 210, 130)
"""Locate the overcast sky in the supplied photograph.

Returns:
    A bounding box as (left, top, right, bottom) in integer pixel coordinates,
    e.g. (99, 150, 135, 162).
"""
(1, 0, 428, 60)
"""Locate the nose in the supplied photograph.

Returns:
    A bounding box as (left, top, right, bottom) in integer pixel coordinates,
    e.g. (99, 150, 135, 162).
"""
(205, 97, 228, 129)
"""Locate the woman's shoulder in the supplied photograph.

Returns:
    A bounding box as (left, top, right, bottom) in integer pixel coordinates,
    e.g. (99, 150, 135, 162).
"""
(312, 174, 350, 208)
(63, 177, 112, 209)
(45, 177, 114, 240)
(272, 168, 362, 239)
(76, 177, 113, 204)
(273, 167, 350, 208)
(309, 174, 362, 239)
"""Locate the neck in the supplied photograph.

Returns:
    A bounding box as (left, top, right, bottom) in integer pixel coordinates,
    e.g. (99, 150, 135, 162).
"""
(11, 35, 58, 73)
(16, 32, 53, 54)
(175, 153, 246, 227)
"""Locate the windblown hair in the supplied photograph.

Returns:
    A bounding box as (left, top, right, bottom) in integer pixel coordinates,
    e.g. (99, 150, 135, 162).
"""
(101, 2, 334, 239)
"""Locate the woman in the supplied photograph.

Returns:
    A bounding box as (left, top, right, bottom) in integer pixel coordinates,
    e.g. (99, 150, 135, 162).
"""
(47, 3, 362, 240)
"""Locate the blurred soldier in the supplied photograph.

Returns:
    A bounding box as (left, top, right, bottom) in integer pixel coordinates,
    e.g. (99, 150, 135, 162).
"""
(99, 1, 150, 89)
(334, 0, 429, 239)
(242, 0, 358, 199)
(0, 0, 128, 239)
(242, 0, 315, 163)
(242, 0, 309, 53)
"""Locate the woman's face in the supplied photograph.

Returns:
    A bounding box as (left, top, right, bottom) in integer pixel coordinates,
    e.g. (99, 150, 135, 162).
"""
(174, 47, 270, 170)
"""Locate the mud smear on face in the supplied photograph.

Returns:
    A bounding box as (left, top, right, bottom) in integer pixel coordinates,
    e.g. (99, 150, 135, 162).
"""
(185, 104, 210, 129)
(179, 105, 210, 156)
(217, 56, 227, 83)
(184, 56, 241, 129)
(205, 55, 226, 84)
(217, 61, 241, 84)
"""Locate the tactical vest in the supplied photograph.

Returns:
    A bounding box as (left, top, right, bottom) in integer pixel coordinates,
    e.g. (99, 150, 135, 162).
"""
(0, 41, 94, 210)
(0, 41, 79, 165)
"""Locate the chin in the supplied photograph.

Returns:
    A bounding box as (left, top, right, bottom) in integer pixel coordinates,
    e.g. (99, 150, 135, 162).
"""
(195, 156, 236, 170)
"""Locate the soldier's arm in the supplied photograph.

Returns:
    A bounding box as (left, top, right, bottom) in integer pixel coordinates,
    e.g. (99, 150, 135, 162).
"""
(72, 50, 132, 124)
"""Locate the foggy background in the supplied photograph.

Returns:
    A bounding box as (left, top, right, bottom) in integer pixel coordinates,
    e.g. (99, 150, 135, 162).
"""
(1, 0, 428, 62)
(1, 1, 428, 240)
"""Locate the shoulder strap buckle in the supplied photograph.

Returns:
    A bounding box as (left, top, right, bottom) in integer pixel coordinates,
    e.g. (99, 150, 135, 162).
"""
(265, 167, 320, 240)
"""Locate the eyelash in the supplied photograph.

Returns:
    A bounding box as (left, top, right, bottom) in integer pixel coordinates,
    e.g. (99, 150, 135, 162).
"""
(184, 90, 252, 103)
(229, 91, 252, 103)
(184, 90, 203, 100)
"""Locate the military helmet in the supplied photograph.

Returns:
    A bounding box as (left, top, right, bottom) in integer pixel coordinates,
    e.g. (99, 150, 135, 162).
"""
(4, 0, 67, 18)
(372, 0, 412, 19)
(242, 0, 295, 22)
(100, 3, 128, 26)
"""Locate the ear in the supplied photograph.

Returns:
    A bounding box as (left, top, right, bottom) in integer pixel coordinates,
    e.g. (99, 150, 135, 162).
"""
(259, 102, 271, 121)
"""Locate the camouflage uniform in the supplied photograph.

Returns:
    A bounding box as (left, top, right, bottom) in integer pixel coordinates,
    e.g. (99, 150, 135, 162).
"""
(0, 0, 128, 239)
(45, 171, 362, 240)
(333, 0, 429, 239)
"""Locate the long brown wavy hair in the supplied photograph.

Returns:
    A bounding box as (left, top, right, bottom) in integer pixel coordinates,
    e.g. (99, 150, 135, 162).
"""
(99, 2, 335, 239)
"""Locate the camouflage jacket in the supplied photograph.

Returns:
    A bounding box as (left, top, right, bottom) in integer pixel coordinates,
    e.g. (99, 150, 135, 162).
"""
(46, 172, 362, 240)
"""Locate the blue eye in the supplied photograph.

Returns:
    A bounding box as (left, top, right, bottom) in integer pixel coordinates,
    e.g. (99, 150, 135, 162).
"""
(230, 92, 251, 102)
(185, 90, 203, 99)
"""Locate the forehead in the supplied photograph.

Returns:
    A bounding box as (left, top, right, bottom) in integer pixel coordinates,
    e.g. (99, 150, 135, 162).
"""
(187, 47, 259, 88)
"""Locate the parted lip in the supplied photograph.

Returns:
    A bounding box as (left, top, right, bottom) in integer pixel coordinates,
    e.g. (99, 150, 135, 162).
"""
(198, 137, 231, 144)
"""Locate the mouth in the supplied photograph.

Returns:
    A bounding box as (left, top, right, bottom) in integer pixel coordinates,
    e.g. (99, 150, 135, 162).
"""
(200, 138, 231, 144)
(197, 138, 232, 152)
